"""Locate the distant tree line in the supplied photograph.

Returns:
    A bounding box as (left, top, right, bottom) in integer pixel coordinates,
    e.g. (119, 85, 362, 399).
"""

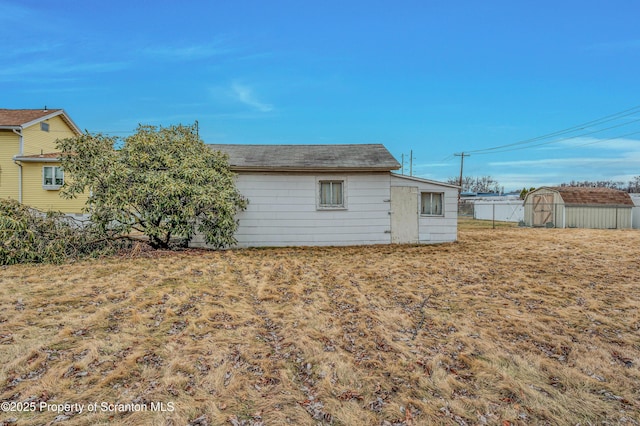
(519, 177, 640, 200)
(450, 175, 640, 196)
(556, 176, 640, 193)
(446, 176, 502, 193)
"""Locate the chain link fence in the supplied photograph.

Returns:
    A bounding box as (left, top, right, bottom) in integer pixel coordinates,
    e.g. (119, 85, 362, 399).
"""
(458, 200, 524, 223)
(460, 197, 640, 229)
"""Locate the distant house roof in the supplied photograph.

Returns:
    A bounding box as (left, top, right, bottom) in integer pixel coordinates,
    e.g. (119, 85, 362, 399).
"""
(0, 108, 81, 134)
(548, 186, 634, 207)
(208, 144, 401, 172)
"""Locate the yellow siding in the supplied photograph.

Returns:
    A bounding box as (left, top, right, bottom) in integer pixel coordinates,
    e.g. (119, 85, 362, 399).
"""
(0, 130, 19, 200)
(21, 162, 88, 213)
(22, 115, 78, 156)
(1, 114, 83, 211)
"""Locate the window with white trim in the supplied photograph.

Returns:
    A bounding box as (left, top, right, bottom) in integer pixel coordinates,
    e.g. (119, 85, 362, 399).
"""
(318, 180, 344, 208)
(43, 166, 64, 189)
(421, 192, 443, 216)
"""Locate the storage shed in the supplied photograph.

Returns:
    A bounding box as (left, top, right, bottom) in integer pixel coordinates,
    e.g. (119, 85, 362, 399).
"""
(189, 144, 458, 247)
(523, 186, 634, 229)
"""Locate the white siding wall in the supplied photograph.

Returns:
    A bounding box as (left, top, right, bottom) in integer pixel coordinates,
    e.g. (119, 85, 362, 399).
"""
(389, 175, 458, 243)
(192, 172, 392, 247)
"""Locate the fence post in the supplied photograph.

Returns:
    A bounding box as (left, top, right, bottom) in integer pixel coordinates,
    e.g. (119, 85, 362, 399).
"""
(493, 203, 495, 229)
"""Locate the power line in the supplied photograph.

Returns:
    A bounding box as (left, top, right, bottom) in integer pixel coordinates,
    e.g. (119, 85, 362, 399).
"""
(568, 129, 640, 148)
(550, 130, 640, 173)
(470, 115, 640, 155)
(464, 104, 640, 155)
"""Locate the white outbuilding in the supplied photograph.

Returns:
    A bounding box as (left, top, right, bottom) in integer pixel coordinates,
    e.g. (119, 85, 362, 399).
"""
(190, 144, 458, 247)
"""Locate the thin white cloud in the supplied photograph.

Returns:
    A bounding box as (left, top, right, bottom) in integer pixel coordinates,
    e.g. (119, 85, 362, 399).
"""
(489, 172, 561, 190)
(402, 153, 640, 191)
(489, 157, 629, 168)
(0, 2, 33, 22)
(230, 83, 273, 113)
(552, 136, 640, 151)
(586, 39, 640, 51)
(3, 42, 64, 57)
(415, 162, 453, 168)
(479, 148, 640, 190)
(143, 43, 233, 60)
(0, 59, 128, 81)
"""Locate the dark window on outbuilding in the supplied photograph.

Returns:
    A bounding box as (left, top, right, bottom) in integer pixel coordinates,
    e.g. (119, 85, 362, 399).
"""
(421, 192, 443, 216)
(319, 180, 344, 208)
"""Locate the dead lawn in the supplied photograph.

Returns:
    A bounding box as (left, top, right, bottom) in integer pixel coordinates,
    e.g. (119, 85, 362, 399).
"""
(1, 223, 639, 425)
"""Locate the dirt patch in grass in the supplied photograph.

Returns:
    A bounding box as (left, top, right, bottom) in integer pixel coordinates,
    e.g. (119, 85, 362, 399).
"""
(1, 225, 639, 425)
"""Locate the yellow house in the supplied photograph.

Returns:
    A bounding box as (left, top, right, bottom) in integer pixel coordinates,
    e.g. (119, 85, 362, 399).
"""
(0, 108, 87, 213)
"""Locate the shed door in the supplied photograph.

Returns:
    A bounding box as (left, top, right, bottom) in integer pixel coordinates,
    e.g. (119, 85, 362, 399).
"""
(390, 186, 419, 243)
(532, 194, 553, 226)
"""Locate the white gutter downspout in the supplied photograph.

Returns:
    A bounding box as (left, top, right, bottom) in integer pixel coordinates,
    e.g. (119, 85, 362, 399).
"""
(12, 127, 24, 203)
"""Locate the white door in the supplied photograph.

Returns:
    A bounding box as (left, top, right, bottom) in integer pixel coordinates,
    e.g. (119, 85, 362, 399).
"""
(390, 186, 419, 244)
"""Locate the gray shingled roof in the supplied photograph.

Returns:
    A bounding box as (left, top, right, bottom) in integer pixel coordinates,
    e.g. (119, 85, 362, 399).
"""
(208, 144, 401, 171)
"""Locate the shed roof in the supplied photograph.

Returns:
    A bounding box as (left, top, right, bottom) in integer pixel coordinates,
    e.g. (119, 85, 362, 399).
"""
(208, 144, 401, 172)
(548, 186, 634, 207)
(0, 108, 81, 134)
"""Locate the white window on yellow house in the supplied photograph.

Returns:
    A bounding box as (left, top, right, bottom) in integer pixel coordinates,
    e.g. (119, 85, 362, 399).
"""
(43, 166, 64, 190)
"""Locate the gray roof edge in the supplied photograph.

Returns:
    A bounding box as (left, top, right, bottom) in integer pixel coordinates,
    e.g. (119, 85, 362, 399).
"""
(391, 173, 460, 189)
(13, 155, 60, 163)
(230, 166, 400, 172)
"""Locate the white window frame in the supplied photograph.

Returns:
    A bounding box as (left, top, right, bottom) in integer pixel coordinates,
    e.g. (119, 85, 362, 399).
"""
(421, 192, 444, 216)
(43, 166, 64, 190)
(40, 122, 50, 132)
(317, 177, 347, 210)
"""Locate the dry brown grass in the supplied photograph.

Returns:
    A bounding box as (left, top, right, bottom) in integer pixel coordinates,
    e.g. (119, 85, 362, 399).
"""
(1, 223, 639, 425)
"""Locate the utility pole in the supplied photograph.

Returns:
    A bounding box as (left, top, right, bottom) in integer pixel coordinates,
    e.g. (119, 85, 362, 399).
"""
(401, 151, 414, 176)
(454, 152, 470, 200)
(409, 150, 413, 177)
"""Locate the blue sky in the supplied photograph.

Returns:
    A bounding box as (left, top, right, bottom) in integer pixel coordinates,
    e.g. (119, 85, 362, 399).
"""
(2, 0, 639, 191)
